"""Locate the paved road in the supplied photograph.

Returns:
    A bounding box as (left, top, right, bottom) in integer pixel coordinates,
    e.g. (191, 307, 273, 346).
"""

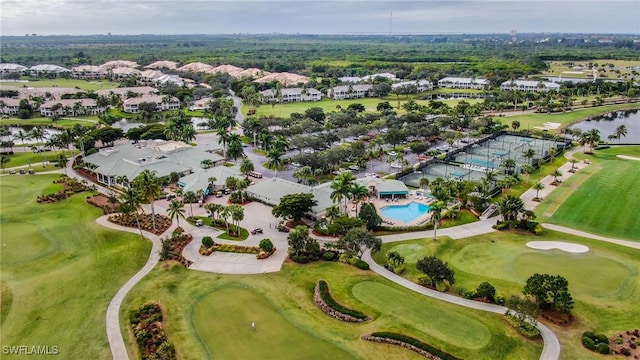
(97, 215, 178, 360)
(361, 248, 561, 360)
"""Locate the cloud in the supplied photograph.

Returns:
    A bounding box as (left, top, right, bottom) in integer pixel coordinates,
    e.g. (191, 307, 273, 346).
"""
(1, 1, 638, 35)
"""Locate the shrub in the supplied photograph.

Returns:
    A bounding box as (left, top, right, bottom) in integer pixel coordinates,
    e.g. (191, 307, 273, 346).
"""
(322, 251, 336, 261)
(596, 343, 610, 354)
(202, 236, 214, 248)
(594, 334, 609, 344)
(436, 281, 449, 292)
(259, 238, 274, 252)
(368, 332, 460, 360)
(418, 276, 432, 287)
(317, 280, 368, 320)
(583, 331, 596, 339)
(505, 313, 541, 339)
(292, 255, 310, 264)
(614, 337, 624, 345)
(582, 336, 596, 351)
(355, 260, 369, 270)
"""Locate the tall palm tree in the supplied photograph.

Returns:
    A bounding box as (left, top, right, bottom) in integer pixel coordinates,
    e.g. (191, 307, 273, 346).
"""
(14, 130, 30, 152)
(551, 169, 563, 184)
(133, 169, 161, 232)
(330, 171, 356, 214)
(119, 187, 144, 239)
(498, 195, 524, 222)
(521, 164, 534, 185)
(419, 177, 430, 193)
(166, 200, 185, 228)
(615, 124, 628, 144)
(429, 201, 446, 240)
(183, 191, 197, 217)
(116, 175, 129, 188)
(0, 155, 10, 173)
(55, 153, 68, 175)
(569, 158, 579, 172)
(229, 204, 244, 236)
(226, 133, 244, 163)
(500, 158, 516, 175)
(532, 182, 545, 200)
(266, 148, 284, 177)
(239, 158, 255, 181)
(236, 179, 248, 204)
(349, 182, 369, 215)
(219, 205, 231, 234)
(208, 177, 217, 194)
(522, 148, 536, 165)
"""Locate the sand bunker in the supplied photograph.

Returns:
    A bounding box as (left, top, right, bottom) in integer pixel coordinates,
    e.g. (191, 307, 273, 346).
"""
(526, 241, 589, 253)
(616, 155, 640, 162)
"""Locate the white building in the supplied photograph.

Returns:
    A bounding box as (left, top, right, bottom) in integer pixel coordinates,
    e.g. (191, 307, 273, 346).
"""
(109, 67, 140, 81)
(95, 86, 157, 99)
(0, 63, 28, 74)
(70, 65, 106, 80)
(329, 84, 372, 99)
(437, 77, 490, 90)
(0, 98, 21, 115)
(39, 98, 106, 117)
(189, 98, 213, 111)
(123, 95, 180, 113)
(392, 79, 434, 92)
(259, 87, 322, 103)
(29, 64, 70, 77)
(362, 72, 397, 81)
(500, 80, 561, 92)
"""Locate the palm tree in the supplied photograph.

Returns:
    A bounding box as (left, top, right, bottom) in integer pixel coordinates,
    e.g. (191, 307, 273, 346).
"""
(532, 182, 545, 201)
(119, 187, 144, 239)
(239, 158, 255, 181)
(500, 158, 516, 175)
(219, 205, 231, 234)
(429, 201, 446, 240)
(330, 171, 357, 214)
(226, 133, 244, 162)
(548, 147, 557, 163)
(266, 148, 284, 177)
(293, 166, 312, 185)
(14, 130, 30, 152)
(229, 204, 244, 236)
(521, 164, 534, 185)
(419, 177, 430, 193)
(498, 194, 524, 223)
(349, 182, 369, 215)
(183, 191, 197, 217)
(0, 155, 10, 173)
(166, 200, 185, 228)
(569, 158, 579, 172)
(55, 153, 68, 175)
(133, 169, 161, 232)
(205, 203, 223, 223)
(615, 124, 628, 144)
(116, 175, 129, 188)
(208, 177, 217, 194)
(216, 128, 230, 157)
(551, 169, 563, 184)
(522, 148, 536, 165)
(482, 170, 498, 188)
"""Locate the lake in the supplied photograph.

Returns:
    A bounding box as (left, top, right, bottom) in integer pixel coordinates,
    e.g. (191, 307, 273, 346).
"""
(570, 109, 640, 143)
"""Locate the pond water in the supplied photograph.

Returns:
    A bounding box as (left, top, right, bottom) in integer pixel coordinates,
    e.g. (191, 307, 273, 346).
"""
(569, 109, 640, 143)
(5, 126, 61, 145)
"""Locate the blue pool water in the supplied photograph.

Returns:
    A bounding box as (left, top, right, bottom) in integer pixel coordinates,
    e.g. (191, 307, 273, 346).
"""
(380, 202, 431, 223)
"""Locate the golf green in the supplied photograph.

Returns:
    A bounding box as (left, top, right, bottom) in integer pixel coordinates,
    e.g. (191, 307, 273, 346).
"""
(192, 287, 354, 359)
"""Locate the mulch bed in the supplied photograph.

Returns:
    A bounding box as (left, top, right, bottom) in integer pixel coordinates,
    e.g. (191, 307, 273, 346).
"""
(610, 329, 640, 357)
(86, 194, 120, 214)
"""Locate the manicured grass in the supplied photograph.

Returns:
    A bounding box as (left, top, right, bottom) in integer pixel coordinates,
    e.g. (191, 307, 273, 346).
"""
(2, 149, 79, 168)
(505, 103, 640, 132)
(495, 153, 568, 200)
(0, 78, 120, 91)
(536, 146, 640, 240)
(245, 97, 480, 118)
(122, 262, 541, 360)
(1, 117, 97, 128)
(543, 59, 640, 80)
(193, 288, 353, 359)
(216, 227, 249, 241)
(373, 231, 640, 360)
(0, 174, 151, 359)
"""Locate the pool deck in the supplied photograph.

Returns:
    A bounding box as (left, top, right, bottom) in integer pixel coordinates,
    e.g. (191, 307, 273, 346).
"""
(363, 192, 435, 226)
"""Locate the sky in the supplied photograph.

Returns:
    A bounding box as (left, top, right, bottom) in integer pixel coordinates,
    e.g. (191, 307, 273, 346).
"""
(1, 0, 639, 36)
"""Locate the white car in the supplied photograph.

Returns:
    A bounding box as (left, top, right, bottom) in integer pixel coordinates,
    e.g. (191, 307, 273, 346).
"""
(387, 151, 397, 157)
(303, 148, 315, 154)
(348, 165, 360, 171)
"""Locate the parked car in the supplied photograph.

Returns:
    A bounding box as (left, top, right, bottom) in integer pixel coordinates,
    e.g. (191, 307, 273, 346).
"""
(348, 165, 360, 171)
(277, 224, 289, 233)
(251, 228, 263, 235)
(195, 219, 204, 227)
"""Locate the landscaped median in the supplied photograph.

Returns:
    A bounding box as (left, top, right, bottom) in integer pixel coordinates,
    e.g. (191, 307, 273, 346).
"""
(199, 236, 276, 259)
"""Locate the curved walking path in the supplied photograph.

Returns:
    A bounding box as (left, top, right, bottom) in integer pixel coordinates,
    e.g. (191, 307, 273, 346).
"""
(361, 249, 561, 360)
(97, 215, 178, 360)
(541, 224, 640, 249)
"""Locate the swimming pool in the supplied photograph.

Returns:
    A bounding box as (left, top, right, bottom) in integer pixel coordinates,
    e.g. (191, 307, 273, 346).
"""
(380, 202, 431, 223)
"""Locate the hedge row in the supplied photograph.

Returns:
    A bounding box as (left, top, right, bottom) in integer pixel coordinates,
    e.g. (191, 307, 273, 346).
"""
(369, 332, 461, 360)
(317, 280, 368, 320)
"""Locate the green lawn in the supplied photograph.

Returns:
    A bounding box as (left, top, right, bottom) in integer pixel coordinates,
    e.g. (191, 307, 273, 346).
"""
(1, 149, 78, 169)
(373, 231, 640, 360)
(0, 174, 151, 359)
(122, 262, 541, 360)
(505, 102, 640, 132)
(536, 146, 640, 240)
(0, 78, 120, 91)
(1, 117, 97, 128)
(246, 97, 480, 118)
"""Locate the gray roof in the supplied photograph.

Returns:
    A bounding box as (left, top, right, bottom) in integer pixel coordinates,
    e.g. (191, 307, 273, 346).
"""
(178, 166, 241, 193)
(246, 177, 331, 215)
(83, 140, 224, 182)
(361, 177, 408, 194)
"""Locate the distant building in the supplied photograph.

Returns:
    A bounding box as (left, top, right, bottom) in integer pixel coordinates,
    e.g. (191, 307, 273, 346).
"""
(189, 98, 214, 111)
(392, 80, 434, 92)
(70, 65, 106, 80)
(362, 72, 397, 81)
(437, 77, 489, 90)
(95, 86, 157, 99)
(109, 67, 140, 81)
(0, 63, 28, 74)
(259, 87, 322, 103)
(29, 64, 70, 78)
(123, 94, 180, 113)
(40, 98, 106, 117)
(500, 80, 561, 92)
(0, 98, 21, 115)
(329, 84, 372, 99)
